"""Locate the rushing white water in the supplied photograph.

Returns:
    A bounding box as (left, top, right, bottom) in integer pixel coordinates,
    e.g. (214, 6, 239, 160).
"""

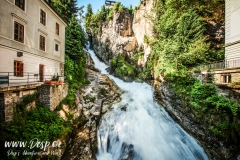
(87, 48, 208, 160)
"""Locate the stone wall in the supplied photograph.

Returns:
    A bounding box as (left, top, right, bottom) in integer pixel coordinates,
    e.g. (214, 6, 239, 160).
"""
(217, 85, 240, 103)
(39, 84, 68, 111)
(0, 91, 13, 122)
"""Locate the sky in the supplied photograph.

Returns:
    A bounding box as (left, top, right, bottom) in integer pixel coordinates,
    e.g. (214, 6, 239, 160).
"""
(77, 0, 140, 13)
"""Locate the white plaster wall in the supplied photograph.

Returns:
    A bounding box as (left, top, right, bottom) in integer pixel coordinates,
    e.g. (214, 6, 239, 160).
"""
(0, 47, 61, 83)
(0, 0, 66, 64)
(225, 0, 240, 66)
(225, 0, 240, 44)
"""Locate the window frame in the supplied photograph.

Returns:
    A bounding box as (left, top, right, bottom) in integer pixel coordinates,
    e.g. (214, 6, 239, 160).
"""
(40, 9, 46, 26)
(56, 23, 59, 35)
(14, 21, 24, 43)
(39, 35, 46, 51)
(221, 74, 231, 84)
(55, 43, 59, 51)
(14, 61, 24, 77)
(15, 0, 25, 11)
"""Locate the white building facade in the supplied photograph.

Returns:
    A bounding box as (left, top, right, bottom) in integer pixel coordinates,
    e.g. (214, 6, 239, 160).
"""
(225, 0, 240, 68)
(0, 0, 67, 85)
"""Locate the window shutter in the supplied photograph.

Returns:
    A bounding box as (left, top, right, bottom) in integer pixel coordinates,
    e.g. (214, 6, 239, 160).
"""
(14, 61, 16, 76)
(21, 62, 24, 77)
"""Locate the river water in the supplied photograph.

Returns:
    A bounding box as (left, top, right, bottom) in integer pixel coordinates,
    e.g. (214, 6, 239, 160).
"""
(87, 48, 208, 160)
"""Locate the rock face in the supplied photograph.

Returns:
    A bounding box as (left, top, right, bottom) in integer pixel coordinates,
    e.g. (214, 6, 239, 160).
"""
(92, 0, 154, 68)
(132, 0, 154, 65)
(61, 52, 122, 160)
(154, 81, 240, 160)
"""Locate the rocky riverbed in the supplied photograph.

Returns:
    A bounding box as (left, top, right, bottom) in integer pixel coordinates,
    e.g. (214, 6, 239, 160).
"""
(61, 52, 122, 160)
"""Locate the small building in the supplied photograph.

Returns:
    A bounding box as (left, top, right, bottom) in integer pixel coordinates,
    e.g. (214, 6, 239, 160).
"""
(225, 0, 240, 69)
(214, 0, 240, 84)
(105, 0, 116, 7)
(0, 0, 68, 122)
(197, 0, 240, 85)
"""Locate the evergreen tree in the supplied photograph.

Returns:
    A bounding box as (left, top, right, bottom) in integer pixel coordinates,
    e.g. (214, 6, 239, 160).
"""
(65, 15, 86, 61)
(50, 0, 80, 22)
(50, 0, 87, 103)
(84, 4, 93, 35)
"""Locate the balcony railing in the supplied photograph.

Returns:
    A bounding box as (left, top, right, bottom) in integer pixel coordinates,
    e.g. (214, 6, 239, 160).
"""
(191, 59, 240, 71)
(0, 72, 62, 87)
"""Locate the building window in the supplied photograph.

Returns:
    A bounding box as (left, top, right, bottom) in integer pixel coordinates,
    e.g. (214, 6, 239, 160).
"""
(14, 61, 24, 77)
(39, 35, 45, 51)
(15, 0, 25, 10)
(221, 74, 231, 84)
(55, 44, 59, 51)
(40, 9, 46, 25)
(14, 21, 24, 43)
(56, 23, 59, 35)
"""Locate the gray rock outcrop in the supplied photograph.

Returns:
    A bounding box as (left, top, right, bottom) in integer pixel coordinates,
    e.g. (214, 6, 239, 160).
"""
(92, 0, 154, 68)
(154, 81, 240, 160)
(61, 52, 122, 160)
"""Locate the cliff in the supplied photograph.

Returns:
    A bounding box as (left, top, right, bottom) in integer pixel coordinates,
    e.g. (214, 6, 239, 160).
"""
(92, 0, 154, 69)
(86, 0, 238, 159)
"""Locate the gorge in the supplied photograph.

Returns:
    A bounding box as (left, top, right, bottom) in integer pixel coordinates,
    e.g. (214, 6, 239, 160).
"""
(83, 0, 240, 159)
(88, 47, 209, 160)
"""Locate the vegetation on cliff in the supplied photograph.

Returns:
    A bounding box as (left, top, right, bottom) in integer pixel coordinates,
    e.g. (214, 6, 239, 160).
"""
(166, 72, 240, 144)
(148, 0, 224, 76)
(84, 3, 133, 37)
(111, 54, 138, 81)
(147, 0, 240, 145)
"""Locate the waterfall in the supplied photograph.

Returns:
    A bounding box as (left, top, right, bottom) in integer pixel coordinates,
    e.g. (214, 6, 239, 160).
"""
(87, 48, 208, 160)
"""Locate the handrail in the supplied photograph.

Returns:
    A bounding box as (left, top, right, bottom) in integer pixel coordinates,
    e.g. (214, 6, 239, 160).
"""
(190, 59, 240, 71)
(0, 72, 63, 87)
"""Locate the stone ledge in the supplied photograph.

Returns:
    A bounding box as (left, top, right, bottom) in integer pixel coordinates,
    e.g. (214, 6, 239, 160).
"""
(0, 83, 43, 93)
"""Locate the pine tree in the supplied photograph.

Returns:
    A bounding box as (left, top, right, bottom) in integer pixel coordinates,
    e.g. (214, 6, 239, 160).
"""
(84, 4, 93, 35)
(65, 15, 86, 61)
(50, 0, 80, 22)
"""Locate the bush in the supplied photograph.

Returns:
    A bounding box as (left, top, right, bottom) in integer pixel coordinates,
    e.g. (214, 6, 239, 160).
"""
(167, 72, 240, 142)
(111, 54, 137, 80)
(0, 95, 71, 160)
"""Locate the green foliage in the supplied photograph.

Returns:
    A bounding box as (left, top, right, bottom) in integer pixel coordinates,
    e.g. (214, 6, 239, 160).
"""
(51, 73, 59, 81)
(50, 0, 80, 23)
(107, 9, 114, 21)
(129, 5, 134, 15)
(113, 2, 123, 12)
(85, 3, 133, 37)
(148, 0, 224, 78)
(15, 92, 38, 112)
(0, 95, 70, 160)
(83, 95, 96, 103)
(167, 72, 240, 142)
(111, 55, 138, 80)
(51, 1, 88, 106)
(144, 35, 150, 44)
(85, 4, 93, 35)
(66, 16, 86, 60)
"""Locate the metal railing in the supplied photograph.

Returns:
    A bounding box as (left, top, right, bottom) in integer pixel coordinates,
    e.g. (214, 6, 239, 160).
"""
(0, 72, 61, 87)
(191, 59, 240, 71)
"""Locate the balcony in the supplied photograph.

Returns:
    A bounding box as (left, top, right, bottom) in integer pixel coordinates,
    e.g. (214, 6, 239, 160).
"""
(191, 59, 240, 71)
(0, 72, 63, 92)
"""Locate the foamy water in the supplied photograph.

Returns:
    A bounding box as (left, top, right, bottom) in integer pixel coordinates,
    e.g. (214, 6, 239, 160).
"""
(87, 48, 208, 160)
